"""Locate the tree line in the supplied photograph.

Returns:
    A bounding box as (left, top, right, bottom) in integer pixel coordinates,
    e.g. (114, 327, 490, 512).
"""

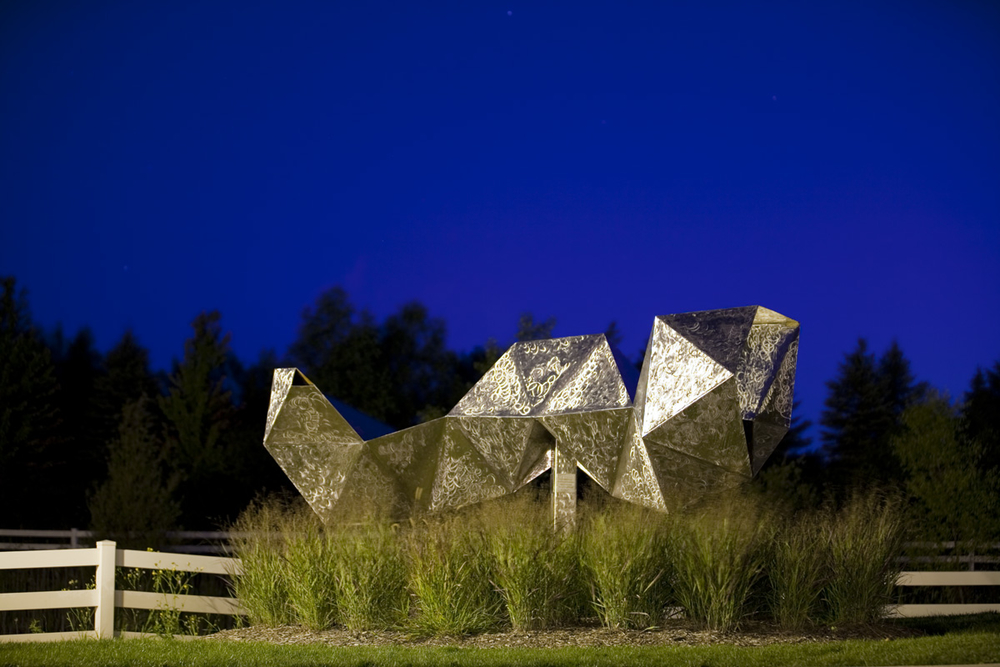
(1, 275, 997, 546)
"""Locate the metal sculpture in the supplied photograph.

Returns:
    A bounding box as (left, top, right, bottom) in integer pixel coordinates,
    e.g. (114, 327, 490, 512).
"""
(263, 306, 799, 526)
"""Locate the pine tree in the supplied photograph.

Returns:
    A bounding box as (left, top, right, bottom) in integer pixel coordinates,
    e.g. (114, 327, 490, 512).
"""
(0, 276, 60, 527)
(158, 311, 235, 527)
(89, 397, 180, 548)
(821, 339, 922, 493)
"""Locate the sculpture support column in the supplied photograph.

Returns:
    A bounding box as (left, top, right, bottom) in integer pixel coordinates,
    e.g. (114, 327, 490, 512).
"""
(552, 443, 576, 531)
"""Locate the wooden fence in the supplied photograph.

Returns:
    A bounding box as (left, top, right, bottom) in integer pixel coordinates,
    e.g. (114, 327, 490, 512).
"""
(0, 541, 243, 642)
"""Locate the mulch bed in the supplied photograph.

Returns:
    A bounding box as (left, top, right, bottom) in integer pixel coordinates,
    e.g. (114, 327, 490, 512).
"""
(203, 621, 921, 649)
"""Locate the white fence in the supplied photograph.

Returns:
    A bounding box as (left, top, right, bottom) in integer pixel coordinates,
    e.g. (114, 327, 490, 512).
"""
(891, 570, 1000, 618)
(0, 529, 242, 555)
(0, 541, 243, 642)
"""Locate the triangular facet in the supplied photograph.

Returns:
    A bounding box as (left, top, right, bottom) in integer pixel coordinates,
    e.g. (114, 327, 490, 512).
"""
(429, 421, 508, 512)
(738, 321, 799, 418)
(539, 408, 630, 491)
(611, 416, 665, 511)
(455, 416, 535, 490)
(367, 419, 445, 506)
(644, 377, 750, 477)
(659, 306, 757, 372)
(264, 368, 297, 442)
(641, 317, 732, 437)
(543, 340, 629, 414)
(450, 351, 531, 416)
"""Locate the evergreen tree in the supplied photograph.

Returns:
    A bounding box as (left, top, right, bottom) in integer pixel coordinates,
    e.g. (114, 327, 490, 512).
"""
(93, 330, 160, 443)
(0, 276, 60, 527)
(48, 327, 105, 526)
(961, 361, 1000, 475)
(821, 338, 922, 493)
(158, 311, 236, 527)
(89, 396, 180, 548)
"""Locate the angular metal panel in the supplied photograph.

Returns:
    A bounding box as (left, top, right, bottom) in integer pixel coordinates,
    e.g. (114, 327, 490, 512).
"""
(640, 317, 733, 436)
(659, 306, 756, 373)
(747, 420, 789, 476)
(449, 353, 532, 416)
(643, 377, 750, 477)
(512, 335, 600, 415)
(611, 415, 666, 511)
(264, 368, 296, 442)
(643, 437, 748, 499)
(454, 415, 534, 491)
(366, 419, 445, 508)
(428, 420, 508, 512)
(737, 319, 799, 419)
(539, 407, 630, 491)
(544, 340, 630, 414)
(263, 384, 365, 520)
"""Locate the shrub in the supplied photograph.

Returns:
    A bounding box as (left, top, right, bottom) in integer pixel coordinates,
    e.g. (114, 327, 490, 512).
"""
(229, 498, 295, 627)
(767, 512, 826, 629)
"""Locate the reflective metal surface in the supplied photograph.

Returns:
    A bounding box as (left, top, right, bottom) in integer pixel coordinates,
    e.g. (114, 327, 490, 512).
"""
(262, 307, 799, 523)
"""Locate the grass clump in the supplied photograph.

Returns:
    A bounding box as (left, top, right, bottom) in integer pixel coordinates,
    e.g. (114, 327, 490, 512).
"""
(767, 513, 826, 629)
(670, 495, 770, 632)
(579, 502, 668, 629)
(405, 514, 501, 635)
(481, 494, 582, 630)
(330, 524, 409, 630)
(229, 498, 295, 627)
(822, 491, 905, 626)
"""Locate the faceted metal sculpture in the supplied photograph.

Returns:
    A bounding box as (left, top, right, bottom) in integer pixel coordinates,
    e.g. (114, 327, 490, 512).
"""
(263, 306, 799, 526)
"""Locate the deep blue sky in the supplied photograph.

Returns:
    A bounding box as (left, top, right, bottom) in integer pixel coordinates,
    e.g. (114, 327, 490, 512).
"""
(2, 1, 998, 439)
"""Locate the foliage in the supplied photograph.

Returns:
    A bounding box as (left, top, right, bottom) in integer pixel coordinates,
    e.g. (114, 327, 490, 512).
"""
(158, 310, 236, 526)
(767, 513, 826, 629)
(821, 339, 924, 493)
(0, 276, 60, 526)
(405, 515, 502, 635)
(821, 491, 905, 626)
(891, 393, 1000, 545)
(481, 494, 582, 630)
(88, 396, 180, 548)
(669, 495, 770, 632)
(578, 503, 668, 629)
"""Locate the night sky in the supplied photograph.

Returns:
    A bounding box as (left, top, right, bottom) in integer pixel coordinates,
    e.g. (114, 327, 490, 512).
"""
(2, 1, 998, 437)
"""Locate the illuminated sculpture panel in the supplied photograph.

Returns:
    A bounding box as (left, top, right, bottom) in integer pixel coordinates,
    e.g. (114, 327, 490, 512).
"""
(263, 306, 799, 525)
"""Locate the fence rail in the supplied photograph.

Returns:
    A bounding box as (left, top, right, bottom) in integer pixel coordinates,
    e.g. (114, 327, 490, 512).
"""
(0, 529, 246, 555)
(0, 541, 243, 643)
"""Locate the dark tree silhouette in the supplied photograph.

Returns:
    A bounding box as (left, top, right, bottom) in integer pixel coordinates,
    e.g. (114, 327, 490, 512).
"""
(0, 276, 60, 527)
(821, 338, 923, 493)
(89, 396, 180, 548)
(158, 311, 236, 527)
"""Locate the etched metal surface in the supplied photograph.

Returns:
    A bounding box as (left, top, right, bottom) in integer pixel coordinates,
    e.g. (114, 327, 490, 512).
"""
(263, 307, 799, 523)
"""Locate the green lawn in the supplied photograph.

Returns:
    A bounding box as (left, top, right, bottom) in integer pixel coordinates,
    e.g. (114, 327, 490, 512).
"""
(1, 625, 998, 667)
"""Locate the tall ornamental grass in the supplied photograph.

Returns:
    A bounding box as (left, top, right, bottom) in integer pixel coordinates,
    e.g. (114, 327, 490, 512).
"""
(670, 496, 770, 632)
(405, 515, 501, 635)
(767, 513, 826, 629)
(481, 495, 583, 630)
(230, 486, 908, 635)
(330, 524, 409, 630)
(229, 498, 294, 627)
(822, 491, 905, 626)
(579, 503, 668, 629)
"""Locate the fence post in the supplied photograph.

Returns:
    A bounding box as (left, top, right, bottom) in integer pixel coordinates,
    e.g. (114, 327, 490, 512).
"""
(94, 540, 116, 638)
